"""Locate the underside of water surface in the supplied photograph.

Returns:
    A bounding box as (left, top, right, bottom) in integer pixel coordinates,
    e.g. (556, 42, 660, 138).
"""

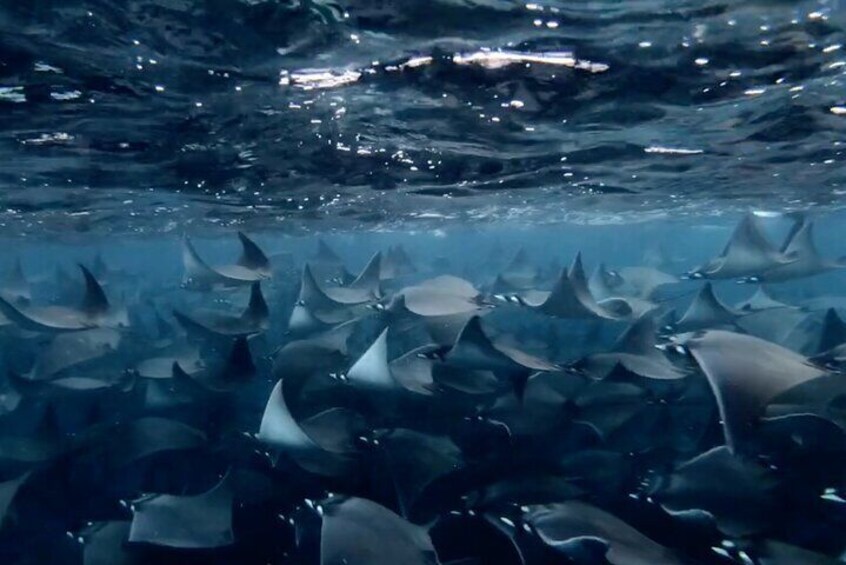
(0, 0, 845, 235)
(2, 1, 846, 565)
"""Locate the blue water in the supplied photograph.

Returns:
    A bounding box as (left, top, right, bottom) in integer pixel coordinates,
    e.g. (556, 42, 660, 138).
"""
(1, 0, 845, 234)
(3, 2, 846, 564)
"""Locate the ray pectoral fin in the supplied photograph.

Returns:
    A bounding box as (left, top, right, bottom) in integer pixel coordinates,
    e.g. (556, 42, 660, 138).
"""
(313, 319, 357, 354)
(700, 214, 789, 278)
(2, 258, 32, 307)
(675, 282, 738, 331)
(780, 218, 821, 261)
(128, 473, 235, 548)
(223, 336, 256, 379)
(348, 251, 383, 296)
(685, 330, 827, 451)
(445, 315, 514, 370)
(778, 250, 801, 264)
(0, 294, 82, 332)
(236, 232, 270, 272)
(0, 471, 34, 528)
(726, 213, 780, 260)
(242, 281, 269, 324)
(596, 297, 632, 318)
(612, 314, 658, 354)
(373, 429, 463, 518)
(533, 256, 619, 320)
(526, 501, 683, 564)
(652, 445, 780, 537)
(181, 236, 226, 288)
(347, 328, 395, 390)
(256, 380, 359, 476)
(172, 308, 209, 334)
(299, 263, 345, 310)
(320, 497, 438, 565)
(0, 293, 30, 328)
(171, 359, 192, 381)
(78, 264, 110, 316)
(257, 380, 318, 451)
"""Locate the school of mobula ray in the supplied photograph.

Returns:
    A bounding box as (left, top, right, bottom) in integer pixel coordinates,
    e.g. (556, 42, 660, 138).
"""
(1, 213, 846, 564)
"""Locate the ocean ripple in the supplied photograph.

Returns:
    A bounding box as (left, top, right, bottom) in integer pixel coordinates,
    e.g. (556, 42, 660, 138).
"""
(0, 0, 844, 235)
